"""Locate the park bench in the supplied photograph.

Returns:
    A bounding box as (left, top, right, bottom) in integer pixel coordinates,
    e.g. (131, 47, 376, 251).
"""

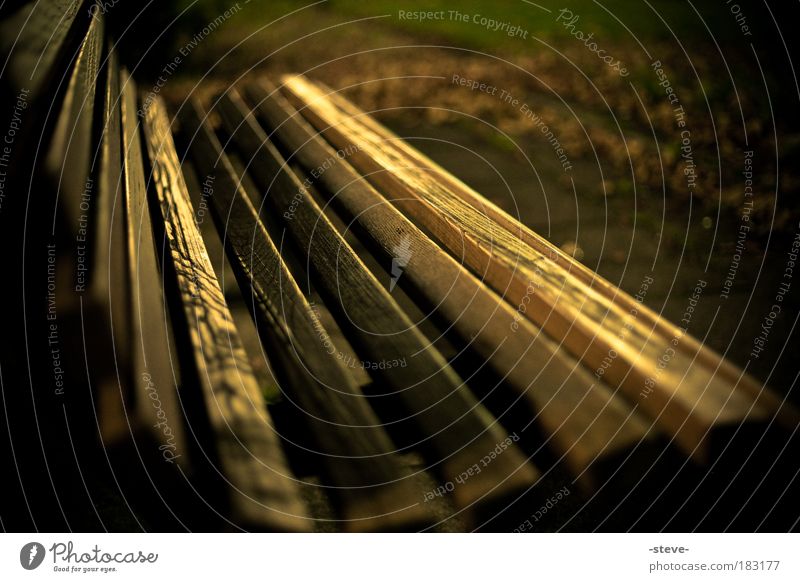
(0, 1, 796, 532)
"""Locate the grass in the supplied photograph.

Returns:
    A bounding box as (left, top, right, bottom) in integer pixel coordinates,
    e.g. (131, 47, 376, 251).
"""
(174, 0, 746, 53)
(329, 0, 710, 47)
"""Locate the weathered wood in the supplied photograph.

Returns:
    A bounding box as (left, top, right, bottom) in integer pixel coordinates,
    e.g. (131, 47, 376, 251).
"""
(216, 88, 540, 515)
(320, 82, 786, 417)
(0, 2, 100, 531)
(117, 71, 190, 465)
(243, 79, 658, 488)
(34, 15, 133, 450)
(44, 8, 104, 240)
(44, 10, 103, 286)
(0, 0, 90, 272)
(179, 98, 430, 531)
(281, 74, 793, 462)
(0, 0, 87, 98)
(92, 45, 126, 351)
(323, 85, 779, 408)
(91, 46, 130, 444)
(141, 95, 309, 531)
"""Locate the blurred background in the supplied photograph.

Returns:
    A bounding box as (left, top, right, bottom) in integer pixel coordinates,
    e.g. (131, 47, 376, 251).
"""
(110, 0, 800, 400)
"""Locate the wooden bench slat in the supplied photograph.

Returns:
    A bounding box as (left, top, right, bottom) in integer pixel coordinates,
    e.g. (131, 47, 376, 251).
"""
(93, 45, 126, 347)
(0, 0, 86, 97)
(242, 79, 658, 488)
(178, 98, 431, 531)
(44, 8, 104, 234)
(44, 11, 102, 268)
(90, 46, 130, 444)
(141, 95, 309, 531)
(318, 81, 792, 421)
(281, 74, 791, 462)
(215, 88, 540, 517)
(0, 4, 101, 530)
(31, 16, 137, 454)
(322, 86, 783, 413)
(116, 71, 190, 465)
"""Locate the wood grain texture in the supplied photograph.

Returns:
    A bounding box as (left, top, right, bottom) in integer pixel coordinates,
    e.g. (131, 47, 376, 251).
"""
(243, 79, 657, 488)
(179, 98, 430, 531)
(92, 46, 126, 346)
(281, 75, 794, 462)
(118, 71, 190, 465)
(0, 0, 91, 229)
(319, 82, 788, 419)
(45, 11, 103, 254)
(91, 47, 130, 444)
(0, 0, 86, 96)
(142, 95, 309, 531)
(216, 88, 540, 516)
(33, 15, 134, 446)
(324, 86, 780, 411)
